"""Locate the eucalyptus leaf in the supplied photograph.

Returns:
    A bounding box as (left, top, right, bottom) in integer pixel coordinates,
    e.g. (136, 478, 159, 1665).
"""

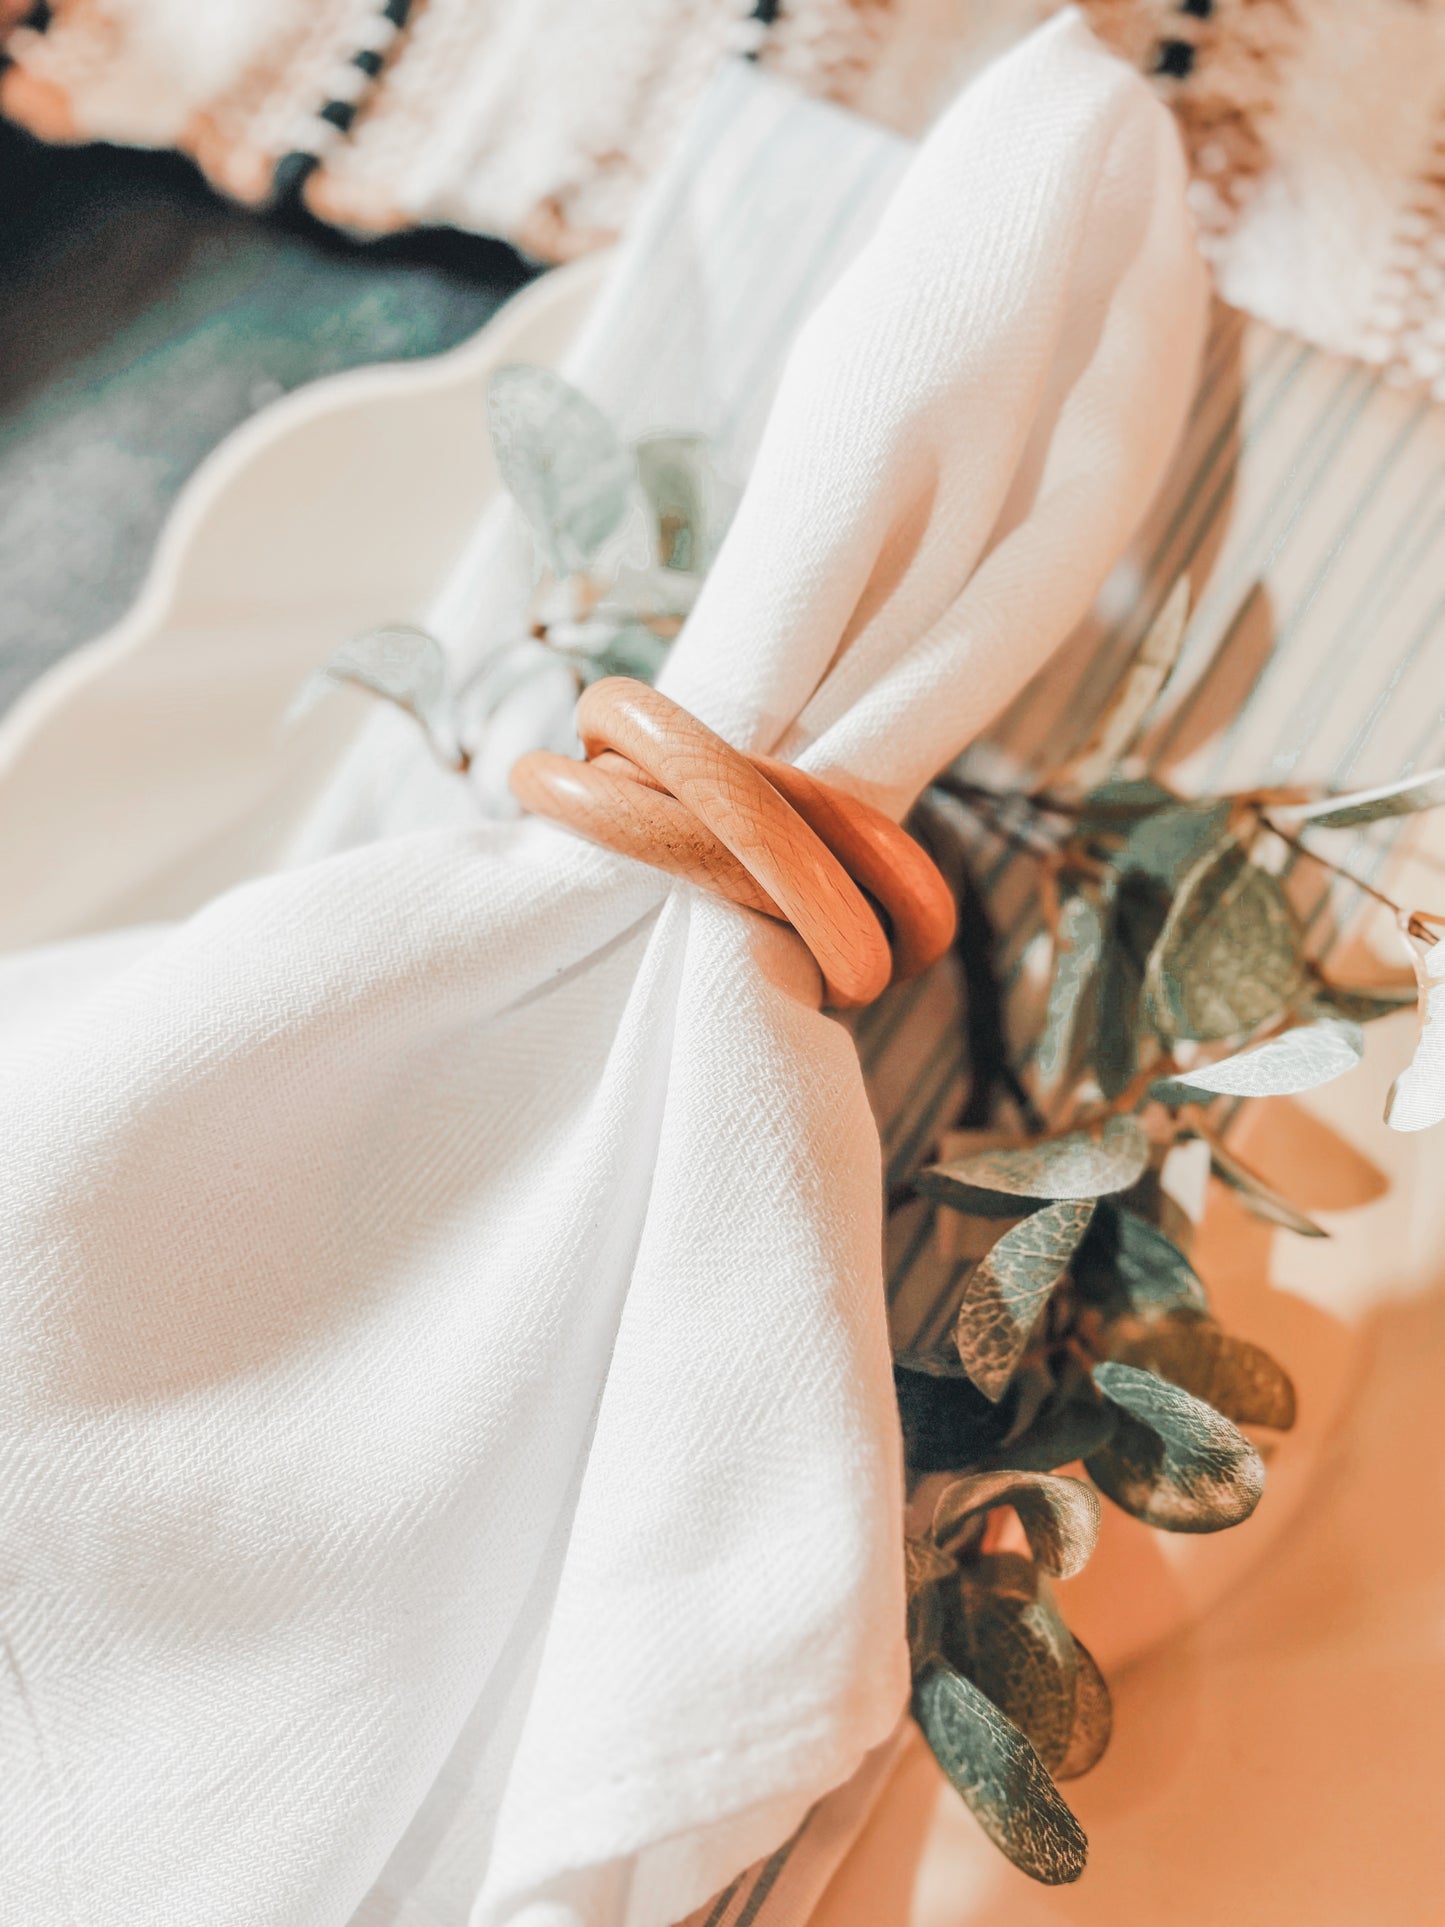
(1035, 891, 1104, 1098)
(913, 1176, 1044, 1219)
(1120, 798, 1230, 886)
(1073, 775, 1178, 833)
(931, 1471, 1101, 1579)
(894, 1362, 1012, 1473)
(1108, 1316, 1297, 1430)
(1080, 803, 1252, 1087)
(1149, 1075, 1219, 1107)
(999, 1356, 1055, 1446)
(1176, 1015, 1363, 1098)
(584, 621, 672, 684)
(1095, 874, 1169, 1096)
(1385, 916, 1445, 1133)
(989, 1393, 1117, 1474)
(1310, 980, 1418, 1024)
(956, 1201, 1096, 1402)
(307, 625, 460, 763)
(1055, 1638, 1112, 1781)
(1062, 579, 1190, 793)
(634, 434, 710, 573)
(906, 1534, 956, 1594)
(926, 1118, 1149, 1204)
(913, 1666, 1088, 1885)
(1086, 1360, 1266, 1532)
(893, 1347, 972, 1379)
(907, 1563, 947, 1671)
(1145, 835, 1304, 1043)
(1271, 764, 1445, 831)
(1204, 1134, 1328, 1238)
(1073, 1201, 1209, 1316)
(954, 1564, 1079, 1774)
(487, 364, 636, 576)
(1093, 947, 1141, 1097)
(962, 1546, 1039, 1606)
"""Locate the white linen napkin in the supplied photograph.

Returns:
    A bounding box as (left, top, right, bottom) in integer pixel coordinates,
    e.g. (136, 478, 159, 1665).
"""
(0, 15, 1205, 1926)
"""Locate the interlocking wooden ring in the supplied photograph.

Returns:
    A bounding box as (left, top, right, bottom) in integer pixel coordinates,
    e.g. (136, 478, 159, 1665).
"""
(509, 678, 956, 1008)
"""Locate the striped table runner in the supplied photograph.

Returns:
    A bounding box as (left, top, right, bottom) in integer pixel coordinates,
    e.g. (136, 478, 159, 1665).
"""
(878, 305, 1445, 1375)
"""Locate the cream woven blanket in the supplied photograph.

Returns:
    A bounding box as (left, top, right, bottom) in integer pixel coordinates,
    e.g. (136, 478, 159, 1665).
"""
(4, 0, 1445, 392)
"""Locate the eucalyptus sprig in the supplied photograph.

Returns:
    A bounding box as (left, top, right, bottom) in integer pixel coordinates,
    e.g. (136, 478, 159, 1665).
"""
(899, 583, 1445, 1880)
(295, 366, 728, 773)
(294, 392, 1445, 1885)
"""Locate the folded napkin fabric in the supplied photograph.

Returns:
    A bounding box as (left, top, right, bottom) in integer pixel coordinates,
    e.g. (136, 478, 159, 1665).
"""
(0, 16, 1205, 1927)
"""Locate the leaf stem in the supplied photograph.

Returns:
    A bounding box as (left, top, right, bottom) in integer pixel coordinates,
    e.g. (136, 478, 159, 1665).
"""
(1256, 809, 1405, 918)
(932, 775, 1059, 860)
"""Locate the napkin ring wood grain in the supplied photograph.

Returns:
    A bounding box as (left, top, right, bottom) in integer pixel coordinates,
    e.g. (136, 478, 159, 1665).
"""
(509, 678, 956, 1008)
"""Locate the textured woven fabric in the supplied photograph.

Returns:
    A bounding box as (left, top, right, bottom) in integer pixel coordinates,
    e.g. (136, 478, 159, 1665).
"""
(6, 0, 1445, 391)
(0, 17, 1204, 1926)
(0, 0, 883, 260)
(1076, 0, 1445, 399)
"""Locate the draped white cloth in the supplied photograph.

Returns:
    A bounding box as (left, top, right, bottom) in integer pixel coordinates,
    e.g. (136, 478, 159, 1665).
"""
(0, 16, 1206, 1926)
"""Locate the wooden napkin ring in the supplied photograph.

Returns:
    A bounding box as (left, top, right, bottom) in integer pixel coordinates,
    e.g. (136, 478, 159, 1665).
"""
(509, 678, 956, 1009)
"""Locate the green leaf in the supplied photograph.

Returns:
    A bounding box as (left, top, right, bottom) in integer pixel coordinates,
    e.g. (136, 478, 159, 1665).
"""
(990, 1394, 1117, 1474)
(1090, 808, 1230, 1088)
(1149, 1075, 1218, 1107)
(1094, 873, 1171, 1096)
(1108, 1316, 1297, 1429)
(1035, 891, 1105, 1098)
(1310, 980, 1418, 1024)
(1385, 916, 1445, 1134)
(931, 1471, 1101, 1579)
(906, 1534, 956, 1596)
(1074, 1201, 1209, 1316)
(1271, 765, 1445, 831)
(955, 1202, 1097, 1401)
(487, 364, 635, 576)
(905, 1536, 955, 1675)
(894, 1347, 972, 1378)
(998, 1355, 1055, 1447)
(945, 1556, 1112, 1782)
(925, 1118, 1149, 1204)
(953, 1562, 1079, 1775)
(1175, 1015, 1363, 1098)
(1145, 835, 1305, 1043)
(634, 433, 711, 573)
(913, 1177, 1043, 1218)
(1055, 1638, 1112, 1781)
(913, 1665, 1088, 1885)
(582, 620, 672, 685)
(906, 1561, 947, 1671)
(1205, 1133, 1328, 1238)
(1061, 578, 1190, 793)
(1120, 799, 1230, 886)
(1092, 960, 1141, 1096)
(1086, 1360, 1266, 1532)
(1073, 775, 1179, 833)
(894, 1362, 1011, 1474)
(302, 625, 461, 765)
